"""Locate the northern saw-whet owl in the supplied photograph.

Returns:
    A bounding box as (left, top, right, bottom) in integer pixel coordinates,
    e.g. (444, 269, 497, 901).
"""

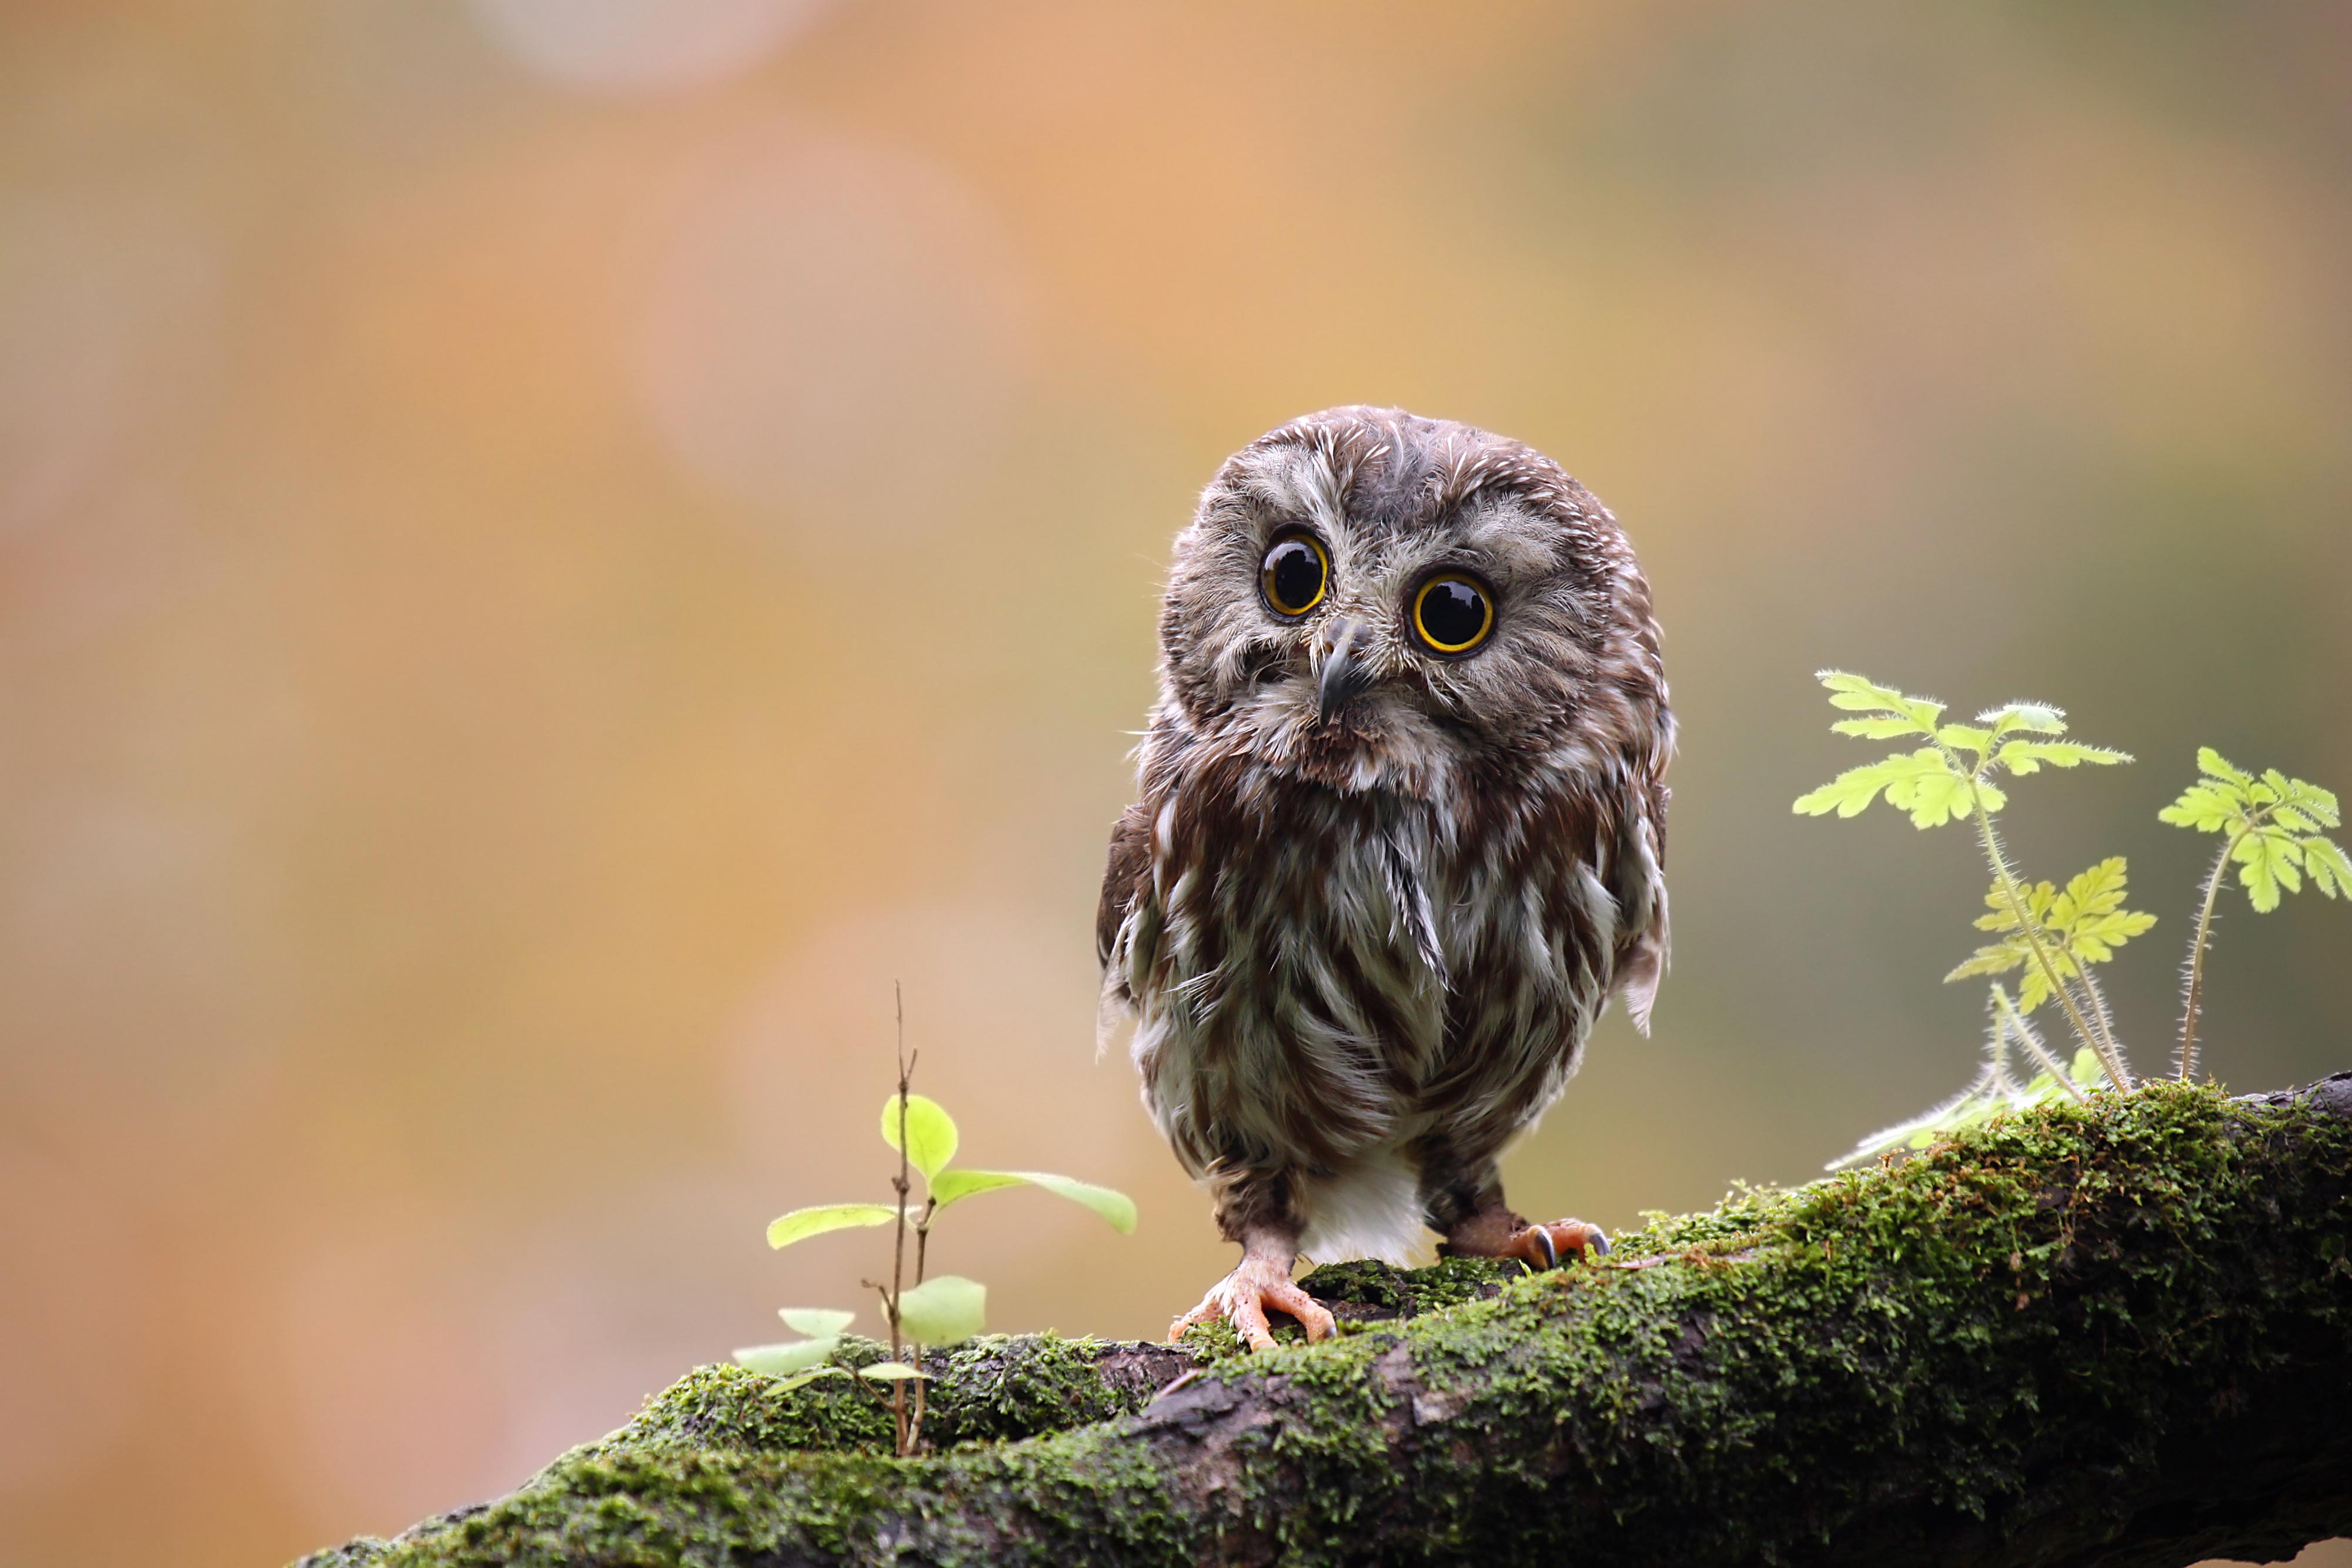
(1097, 406, 1671, 1348)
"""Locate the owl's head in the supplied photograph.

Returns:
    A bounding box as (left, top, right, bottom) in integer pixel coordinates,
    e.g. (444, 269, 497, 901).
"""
(1155, 406, 1666, 796)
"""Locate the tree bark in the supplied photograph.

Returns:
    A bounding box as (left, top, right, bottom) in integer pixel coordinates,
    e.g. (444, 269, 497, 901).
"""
(299, 1075, 2352, 1568)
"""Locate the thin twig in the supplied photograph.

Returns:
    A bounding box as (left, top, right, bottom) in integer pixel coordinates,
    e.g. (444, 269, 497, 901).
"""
(2060, 964, 2126, 1081)
(1994, 987, 2086, 1104)
(2066, 955, 2127, 1074)
(888, 982, 914, 1456)
(2177, 836, 2240, 1081)
(908, 1355, 928, 1453)
(914, 1196, 937, 1286)
(1983, 1001, 2020, 1099)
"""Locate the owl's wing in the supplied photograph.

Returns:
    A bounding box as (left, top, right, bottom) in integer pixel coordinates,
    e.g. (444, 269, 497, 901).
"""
(1095, 803, 1155, 993)
(1608, 779, 1671, 1035)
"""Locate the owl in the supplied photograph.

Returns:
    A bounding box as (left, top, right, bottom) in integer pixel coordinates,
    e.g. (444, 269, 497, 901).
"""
(1097, 406, 1671, 1349)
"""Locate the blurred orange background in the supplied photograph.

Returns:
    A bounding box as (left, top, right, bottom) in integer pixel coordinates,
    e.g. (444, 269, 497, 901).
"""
(2, 4, 2348, 1564)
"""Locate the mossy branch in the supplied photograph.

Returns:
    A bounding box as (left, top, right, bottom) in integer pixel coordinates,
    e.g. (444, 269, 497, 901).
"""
(299, 1077, 2352, 1568)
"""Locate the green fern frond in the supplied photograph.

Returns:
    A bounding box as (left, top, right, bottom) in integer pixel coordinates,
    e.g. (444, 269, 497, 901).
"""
(1946, 857, 2154, 1014)
(2161, 749, 2348, 912)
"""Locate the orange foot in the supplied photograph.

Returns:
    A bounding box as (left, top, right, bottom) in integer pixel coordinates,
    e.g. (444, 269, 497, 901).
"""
(1169, 1252, 1338, 1351)
(1499, 1219, 1610, 1271)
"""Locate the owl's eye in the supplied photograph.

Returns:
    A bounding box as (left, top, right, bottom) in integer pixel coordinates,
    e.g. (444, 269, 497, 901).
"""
(1259, 532, 1329, 618)
(1411, 573, 1495, 656)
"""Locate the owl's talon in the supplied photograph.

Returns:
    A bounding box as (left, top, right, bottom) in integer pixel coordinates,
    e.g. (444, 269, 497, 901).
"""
(1504, 1219, 1609, 1271)
(1170, 1253, 1337, 1350)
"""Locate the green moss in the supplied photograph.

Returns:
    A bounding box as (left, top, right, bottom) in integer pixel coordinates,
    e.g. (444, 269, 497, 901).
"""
(1168, 1253, 1524, 1363)
(924, 1333, 1160, 1446)
(299, 1081, 2352, 1568)
(290, 1544, 392, 1567)
(606, 1336, 900, 1456)
(1171, 1316, 1247, 1359)
(1297, 1253, 1522, 1315)
(588, 1330, 1176, 1463)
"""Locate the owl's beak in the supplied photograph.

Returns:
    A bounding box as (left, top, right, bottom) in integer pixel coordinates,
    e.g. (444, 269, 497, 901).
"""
(1315, 617, 1376, 725)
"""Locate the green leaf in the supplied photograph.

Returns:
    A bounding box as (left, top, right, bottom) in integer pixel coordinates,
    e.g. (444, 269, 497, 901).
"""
(1791, 747, 1979, 827)
(1795, 760, 1902, 818)
(928, 1168, 1029, 1207)
(1994, 740, 2132, 775)
(2069, 909, 2157, 962)
(2197, 747, 2255, 791)
(1974, 875, 2058, 935)
(1943, 945, 2026, 982)
(1818, 671, 1942, 733)
(2015, 956, 2068, 1015)
(2234, 828, 2302, 912)
(896, 1275, 987, 1345)
(778, 1308, 855, 1338)
(2275, 775, 2342, 830)
(2165, 753, 2346, 910)
(1879, 750, 1981, 828)
(1830, 716, 1926, 740)
(2303, 835, 2352, 898)
(2159, 781, 2243, 834)
(855, 1362, 930, 1381)
(2069, 1048, 2104, 1086)
(1953, 859, 2150, 1014)
(1981, 703, 2067, 737)
(933, 1168, 1140, 1233)
(1818, 670, 1908, 708)
(2047, 857, 2127, 926)
(1894, 767, 1976, 829)
(880, 1094, 958, 1181)
(1934, 724, 1993, 756)
(767, 1203, 897, 1249)
(771, 1367, 850, 1393)
(733, 1336, 841, 1377)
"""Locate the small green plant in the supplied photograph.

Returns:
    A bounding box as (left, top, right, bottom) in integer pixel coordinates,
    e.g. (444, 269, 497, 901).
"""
(733, 999, 1136, 1456)
(1793, 671, 2138, 1094)
(2161, 748, 2350, 1080)
(1943, 857, 2156, 1020)
(1793, 671, 2343, 1169)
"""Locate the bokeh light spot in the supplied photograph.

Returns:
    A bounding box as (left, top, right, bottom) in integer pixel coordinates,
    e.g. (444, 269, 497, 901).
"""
(470, 0, 836, 94)
(638, 129, 1035, 550)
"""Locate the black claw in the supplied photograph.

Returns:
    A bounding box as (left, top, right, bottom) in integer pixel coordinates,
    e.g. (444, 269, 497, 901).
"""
(1528, 1226, 1559, 1269)
(1589, 1227, 1611, 1259)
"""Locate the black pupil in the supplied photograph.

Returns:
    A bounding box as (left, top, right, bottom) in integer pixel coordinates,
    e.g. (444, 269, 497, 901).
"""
(1422, 580, 1487, 647)
(1266, 539, 1324, 613)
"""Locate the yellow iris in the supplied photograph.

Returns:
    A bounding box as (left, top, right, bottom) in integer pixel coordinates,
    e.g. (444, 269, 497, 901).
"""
(1260, 534, 1329, 618)
(1412, 574, 1494, 654)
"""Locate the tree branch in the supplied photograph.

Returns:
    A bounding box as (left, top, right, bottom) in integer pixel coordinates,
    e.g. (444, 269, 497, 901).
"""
(298, 1076, 2352, 1568)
